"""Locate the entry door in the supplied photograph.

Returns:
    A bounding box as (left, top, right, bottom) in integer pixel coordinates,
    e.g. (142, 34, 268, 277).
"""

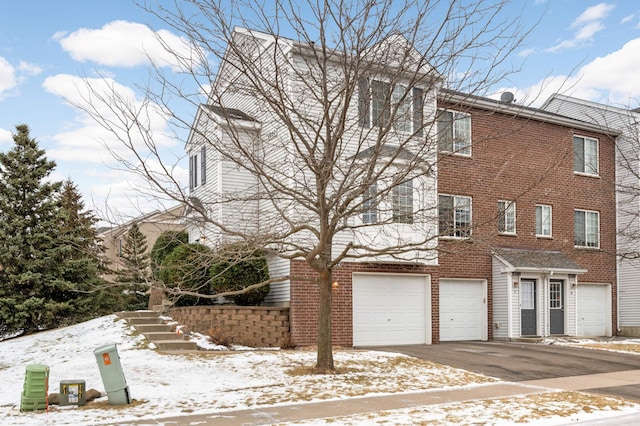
(550, 280, 565, 335)
(521, 279, 537, 336)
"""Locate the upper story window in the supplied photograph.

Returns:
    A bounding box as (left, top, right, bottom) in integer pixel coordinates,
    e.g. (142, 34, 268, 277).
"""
(392, 180, 413, 224)
(437, 109, 471, 156)
(535, 204, 552, 238)
(574, 135, 598, 176)
(358, 78, 423, 136)
(574, 209, 599, 248)
(189, 146, 207, 191)
(438, 194, 472, 238)
(498, 200, 516, 235)
(362, 182, 378, 224)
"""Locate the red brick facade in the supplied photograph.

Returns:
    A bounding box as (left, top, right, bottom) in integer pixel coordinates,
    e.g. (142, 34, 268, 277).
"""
(437, 105, 618, 337)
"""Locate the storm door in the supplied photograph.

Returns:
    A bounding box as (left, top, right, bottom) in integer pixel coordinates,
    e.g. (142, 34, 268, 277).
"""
(549, 279, 565, 335)
(520, 279, 537, 336)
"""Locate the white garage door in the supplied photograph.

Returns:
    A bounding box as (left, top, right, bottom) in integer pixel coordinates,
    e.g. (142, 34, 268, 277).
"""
(352, 273, 430, 346)
(578, 285, 609, 336)
(440, 279, 486, 341)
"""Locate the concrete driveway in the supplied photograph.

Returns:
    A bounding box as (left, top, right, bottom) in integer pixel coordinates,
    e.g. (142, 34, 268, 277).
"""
(375, 341, 640, 402)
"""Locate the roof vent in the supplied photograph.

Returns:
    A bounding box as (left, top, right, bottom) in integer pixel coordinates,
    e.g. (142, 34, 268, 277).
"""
(500, 91, 515, 104)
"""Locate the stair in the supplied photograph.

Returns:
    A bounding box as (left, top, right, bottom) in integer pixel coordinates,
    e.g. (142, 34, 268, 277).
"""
(116, 311, 198, 352)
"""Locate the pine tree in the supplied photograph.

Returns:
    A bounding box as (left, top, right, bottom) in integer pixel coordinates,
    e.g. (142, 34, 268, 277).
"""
(0, 125, 69, 335)
(116, 222, 150, 310)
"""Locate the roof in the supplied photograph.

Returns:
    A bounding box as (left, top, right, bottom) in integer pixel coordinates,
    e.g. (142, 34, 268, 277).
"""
(203, 105, 258, 122)
(493, 247, 587, 275)
(353, 145, 416, 160)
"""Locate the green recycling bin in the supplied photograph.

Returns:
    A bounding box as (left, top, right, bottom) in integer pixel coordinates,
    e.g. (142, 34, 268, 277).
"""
(20, 364, 49, 412)
(94, 344, 131, 405)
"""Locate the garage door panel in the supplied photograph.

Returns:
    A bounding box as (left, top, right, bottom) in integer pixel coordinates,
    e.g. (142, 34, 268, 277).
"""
(353, 274, 430, 346)
(440, 280, 485, 342)
(578, 285, 608, 337)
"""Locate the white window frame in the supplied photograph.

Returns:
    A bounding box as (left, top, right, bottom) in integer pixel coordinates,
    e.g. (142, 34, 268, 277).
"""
(392, 180, 413, 224)
(437, 109, 472, 156)
(438, 194, 472, 238)
(535, 204, 552, 238)
(574, 209, 600, 249)
(498, 200, 516, 235)
(362, 182, 378, 224)
(573, 135, 599, 176)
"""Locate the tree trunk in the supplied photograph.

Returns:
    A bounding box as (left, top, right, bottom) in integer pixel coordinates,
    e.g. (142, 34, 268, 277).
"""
(315, 268, 334, 372)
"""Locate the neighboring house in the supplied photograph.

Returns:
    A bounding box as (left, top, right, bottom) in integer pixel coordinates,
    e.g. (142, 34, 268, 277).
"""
(436, 91, 618, 342)
(98, 204, 186, 277)
(185, 27, 619, 346)
(541, 94, 640, 337)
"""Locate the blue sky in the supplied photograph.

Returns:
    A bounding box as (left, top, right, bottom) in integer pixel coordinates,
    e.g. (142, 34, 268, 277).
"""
(1, 0, 639, 224)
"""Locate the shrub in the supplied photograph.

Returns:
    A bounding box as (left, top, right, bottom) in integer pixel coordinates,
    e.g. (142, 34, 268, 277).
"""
(150, 230, 188, 279)
(159, 243, 213, 306)
(210, 245, 270, 306)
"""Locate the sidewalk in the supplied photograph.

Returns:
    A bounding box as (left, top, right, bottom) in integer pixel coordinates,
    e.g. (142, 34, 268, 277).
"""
(120, 370, 640, 425)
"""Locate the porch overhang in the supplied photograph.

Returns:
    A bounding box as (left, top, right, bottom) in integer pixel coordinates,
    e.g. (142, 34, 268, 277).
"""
(492, 247, 587, 275)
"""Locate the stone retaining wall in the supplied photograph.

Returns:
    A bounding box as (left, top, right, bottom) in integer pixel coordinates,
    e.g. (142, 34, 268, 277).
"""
(168, 305, 290, 348)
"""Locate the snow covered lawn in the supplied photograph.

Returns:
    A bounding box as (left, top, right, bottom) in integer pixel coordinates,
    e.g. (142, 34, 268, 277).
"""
(0, 315, 638, 425)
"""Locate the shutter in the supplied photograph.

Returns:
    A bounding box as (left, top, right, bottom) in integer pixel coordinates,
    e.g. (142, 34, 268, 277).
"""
(413, 87, 423, 137)
(189, 154, 194, 191)
(201, 146, 206, 185)
(358, 78, 370, 128)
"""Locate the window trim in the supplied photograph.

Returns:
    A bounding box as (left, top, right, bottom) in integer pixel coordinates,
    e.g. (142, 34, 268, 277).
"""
(392, 180, 414, 224)
(535, 204, 553, 238)
(437, 109, 472, 156)
(438, 194, 472, 239)
(362, 182, 378, 224)
(359, 78, 424, 136)
(498, 200, 516, 235)
(574, 209, 600, 249)
(573, 135, 599, 177)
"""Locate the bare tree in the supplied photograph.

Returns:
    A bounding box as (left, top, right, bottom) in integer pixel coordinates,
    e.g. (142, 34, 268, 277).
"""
(70, 0, 532, 372)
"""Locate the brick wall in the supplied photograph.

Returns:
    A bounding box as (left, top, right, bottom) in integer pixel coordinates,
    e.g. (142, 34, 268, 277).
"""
(437, 105, 618, 333)
(169, 305, 290, 348)
(289, 260, 439, 347)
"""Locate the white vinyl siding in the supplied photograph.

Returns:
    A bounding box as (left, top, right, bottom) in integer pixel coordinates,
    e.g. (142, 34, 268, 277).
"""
(264, 255, 291, 305)
(491, 257, 511, 339)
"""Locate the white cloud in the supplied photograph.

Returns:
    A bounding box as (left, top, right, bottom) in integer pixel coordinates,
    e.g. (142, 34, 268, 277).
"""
(547, 3, 615, 53)
(56, 20, 200, 71)
(17, 61, 42, 76)
(0, 57, 17, 100)
(620, 14, 634, 25)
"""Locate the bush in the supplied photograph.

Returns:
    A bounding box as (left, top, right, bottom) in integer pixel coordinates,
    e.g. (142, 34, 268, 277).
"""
(150, 230, 188, 279)
(210, 245, 270, 306)
(159, 243, 213, 306)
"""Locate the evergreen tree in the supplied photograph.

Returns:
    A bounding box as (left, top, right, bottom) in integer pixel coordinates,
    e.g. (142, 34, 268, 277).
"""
(0, 125, 70, 335)
(116, 222, 150, 310)
(57, 179, 121, 318)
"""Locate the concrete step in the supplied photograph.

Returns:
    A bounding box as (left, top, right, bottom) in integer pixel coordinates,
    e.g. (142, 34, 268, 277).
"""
(143, 332, 185, 342)
(116, 310, 160, 319)
(134, 324, 172, 333)
(127, 317, 163, 325)
(153, 340, 198, 351)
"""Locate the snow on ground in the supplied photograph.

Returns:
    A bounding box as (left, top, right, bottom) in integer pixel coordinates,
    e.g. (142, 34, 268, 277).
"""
(0, 315, 638, 425)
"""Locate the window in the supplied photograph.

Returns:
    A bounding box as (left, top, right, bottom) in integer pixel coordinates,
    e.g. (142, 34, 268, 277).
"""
(535, 204, 552, 237)
(358, 78, 423, 135)
(392, 180, 413, 223)
(574, 209, 599, 248)
(437, 110, 471, 156)
(438, 194, 472, 238)
(498, 201, 516, 235)
(189, 147, 207, 190)
(574, 136, 598, 175)
(362, 182, 378, 224)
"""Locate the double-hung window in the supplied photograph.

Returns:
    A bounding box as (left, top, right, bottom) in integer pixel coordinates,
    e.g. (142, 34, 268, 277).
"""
(498, 201, 516, 235)
(189, 146, 207, 191)
(574, 135, 598, 176)
(359, 78, 424, 135)
(535, 204, 552, 237)
(392, 180, 413, 224)
(437, 109, 471, 156)
(362, 182, 378, 224)
(574, 209, 599, 248)
(438, 194, 472, 238)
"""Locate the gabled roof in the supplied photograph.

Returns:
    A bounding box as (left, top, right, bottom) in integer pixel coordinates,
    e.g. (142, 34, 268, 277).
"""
(493, 247, 587, 275)
(203, 105, 258, 122)
(353, 145, 416, 160)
